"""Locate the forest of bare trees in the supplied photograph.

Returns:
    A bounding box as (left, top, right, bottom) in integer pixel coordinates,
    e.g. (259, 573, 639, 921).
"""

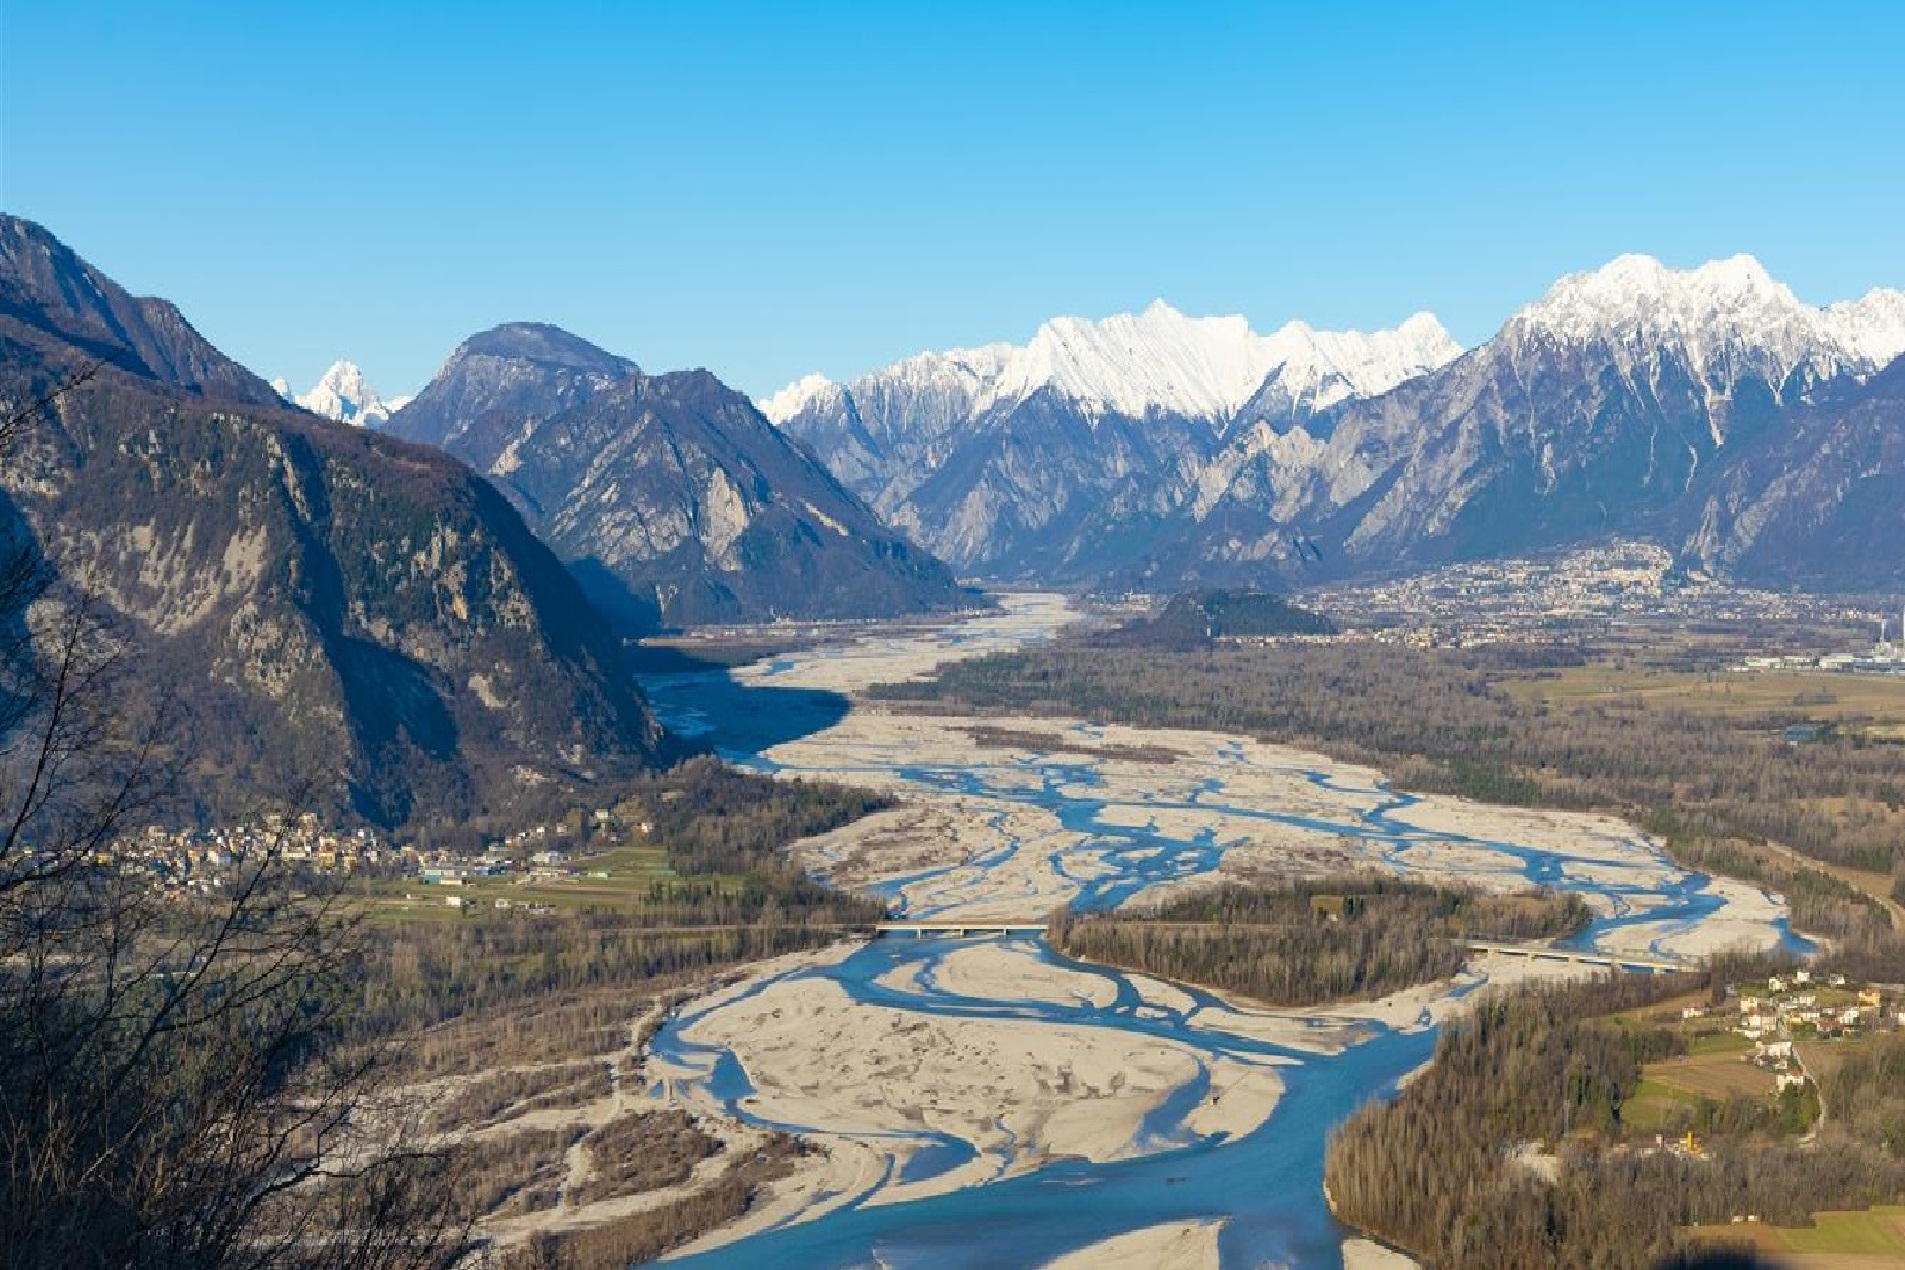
(880, 637, 1902, 950)
(1050, 876, 1587, 1006)
(1325, 970, 1905, 1268)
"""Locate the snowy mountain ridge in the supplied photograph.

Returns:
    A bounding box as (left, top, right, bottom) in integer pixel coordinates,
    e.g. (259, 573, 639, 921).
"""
(1501, 253, 1905, 390)
(760, 301, 1461, 427)
(772, 253, 1905, 586)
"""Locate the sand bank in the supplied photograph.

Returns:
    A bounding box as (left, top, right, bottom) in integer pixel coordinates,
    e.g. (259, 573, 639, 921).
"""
(1043, 1219, 1226, 1269)
(1343, 1236, 1421, 1269)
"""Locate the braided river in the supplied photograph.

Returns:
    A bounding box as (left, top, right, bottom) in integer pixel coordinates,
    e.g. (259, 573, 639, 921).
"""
(636, 594, 1808, 1269)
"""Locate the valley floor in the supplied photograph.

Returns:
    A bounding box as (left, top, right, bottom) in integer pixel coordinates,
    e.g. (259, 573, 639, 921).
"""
(609, 594, 1796, 1267)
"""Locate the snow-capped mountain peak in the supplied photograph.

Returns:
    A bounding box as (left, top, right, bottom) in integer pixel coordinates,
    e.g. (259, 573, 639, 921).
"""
(758, 372, 837, 424)
(294, 358, 400, 427)
(991, 300, 1281, 419)
(769, 302, 1463, 431)
(1503, 253, 1905, 391)
(1828, 287, 1905, 368)
(1248, 311, 1464, 417)
(1509, 253, 1804, 344)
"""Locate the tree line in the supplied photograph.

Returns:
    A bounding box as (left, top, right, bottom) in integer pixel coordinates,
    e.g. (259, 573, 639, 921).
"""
(1324, 969, 1905, 1268)
(1049, 876, 1587, 1007)
(877, 638, 1902, 954)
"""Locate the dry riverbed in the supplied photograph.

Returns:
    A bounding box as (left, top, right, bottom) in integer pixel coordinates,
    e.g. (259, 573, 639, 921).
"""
(617, 594, 1799, 1265)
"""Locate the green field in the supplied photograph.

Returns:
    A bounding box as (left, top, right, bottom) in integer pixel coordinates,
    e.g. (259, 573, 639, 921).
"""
(1504, 664, 1905, 725)
(1626, 1077, 1704, 1135)
(1693, 1204, 1905, 1263)
(353, 843, 753, 923)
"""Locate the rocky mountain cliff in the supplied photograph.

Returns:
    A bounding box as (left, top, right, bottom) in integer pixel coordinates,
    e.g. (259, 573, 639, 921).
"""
(0, 217, 285, 409)
(774, 262, 1905, 591)
(1682, 357, 1905, 590)
(390, 327, 976, 628)
(1207, 256, 1905, 583)
(768, 301, 1462, 579)
(0, 216, 664, 830)
(384, 323, 637, 461)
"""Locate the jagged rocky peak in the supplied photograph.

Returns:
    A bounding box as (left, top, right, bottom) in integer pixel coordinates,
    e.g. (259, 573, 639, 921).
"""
(1829, 287, 1905, 367)
(0, 216, 666, 827)
(293, 358, 405, 426)
(392, 323, 975, 627)
(1509, 254, 1804, 342)
(994, 300, 1279, 419)
(773, 300, 1463, 431)
(1244, 311, 1464, 420)
(1501, 253, 1905, 387)
(983, 299, 1463, 420)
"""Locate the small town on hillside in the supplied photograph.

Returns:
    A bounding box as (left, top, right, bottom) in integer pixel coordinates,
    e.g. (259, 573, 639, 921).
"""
(121, 807, 644, 906)
(1696, 969, 1905, 1095)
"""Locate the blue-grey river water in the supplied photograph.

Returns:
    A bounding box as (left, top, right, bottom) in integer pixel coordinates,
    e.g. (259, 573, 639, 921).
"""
(638, 602, 1810, 1268)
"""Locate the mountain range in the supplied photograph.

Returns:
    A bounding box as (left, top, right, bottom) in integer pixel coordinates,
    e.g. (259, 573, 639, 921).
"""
(762, 301, 1460, 577)
(769, 259, 1905, 590)
(9, 205, 1905, 835)
(0, 215, 664, 830)
(384, 325, 976, 629)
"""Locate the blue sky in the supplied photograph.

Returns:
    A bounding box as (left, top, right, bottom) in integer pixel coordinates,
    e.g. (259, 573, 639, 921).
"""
(4, 2, 1901, 398)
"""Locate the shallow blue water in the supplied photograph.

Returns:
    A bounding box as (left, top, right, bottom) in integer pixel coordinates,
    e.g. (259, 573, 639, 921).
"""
(637, 644, 1810, 1268)
(653, 935, 1435, 1270)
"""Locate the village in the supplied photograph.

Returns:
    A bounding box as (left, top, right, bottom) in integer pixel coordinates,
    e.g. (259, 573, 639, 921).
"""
(1678, 969, 1905, 1099)
(121, 806, 647, 912)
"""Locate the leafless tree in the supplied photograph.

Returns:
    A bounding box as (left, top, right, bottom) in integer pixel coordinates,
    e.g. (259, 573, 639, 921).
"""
(0, 362, 467, 1269)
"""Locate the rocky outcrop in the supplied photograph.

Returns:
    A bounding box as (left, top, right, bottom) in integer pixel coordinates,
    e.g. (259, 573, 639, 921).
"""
(0, 216, 664, 829)
(391, 327, 976, 628)
(776, 259, 1905, 592)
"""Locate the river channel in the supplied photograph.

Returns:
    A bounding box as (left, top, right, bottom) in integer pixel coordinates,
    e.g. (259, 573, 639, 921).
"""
(636, 594, 1806, 1269)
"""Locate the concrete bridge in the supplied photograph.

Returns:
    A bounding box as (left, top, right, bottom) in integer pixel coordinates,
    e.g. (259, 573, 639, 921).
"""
(874, 920, 1049, 938)
(1462, 939, 1689, 975)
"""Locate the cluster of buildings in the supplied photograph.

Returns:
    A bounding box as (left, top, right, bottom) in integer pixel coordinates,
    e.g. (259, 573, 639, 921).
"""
(1737, 635, 1905, 674)
(1308, 540, 1871, 648)
(1687, 969, 1903, 1091)
(121, 815, 411, 897)
(421, 842, 580, 887)
(121, 806, 636, 905)
(410, 811, 639, 912)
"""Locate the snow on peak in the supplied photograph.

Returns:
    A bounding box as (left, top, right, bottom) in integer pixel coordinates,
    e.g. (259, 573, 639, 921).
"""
(1250, 311, 1464, 414)
(990, 300, 1282, 419)
(1506, 253, 1905, 386)
(757, 372, 836, 424)
(295, 359, 399, 427)
(1828, 288, 1905, 369)
(771, 302, 1462, 427)
(1512, 253, 1802, 344)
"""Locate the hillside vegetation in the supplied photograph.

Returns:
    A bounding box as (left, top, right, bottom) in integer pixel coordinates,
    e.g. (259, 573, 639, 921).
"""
(1326, 968, 1905, 1268)
(1087, 589, 1337, 650)
(1050, 876, 1587, 1006)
